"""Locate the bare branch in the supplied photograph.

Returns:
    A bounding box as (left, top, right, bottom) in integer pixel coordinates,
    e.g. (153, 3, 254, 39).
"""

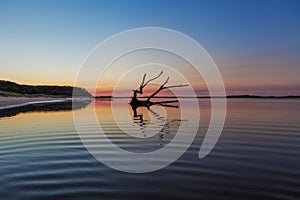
(143, 70, 163, 87)
(139, 73, 147, 93)
(147, 77, 170, 101)
(152, 100, 179, 104)
(130, 70, 189, 108)
(141, 73, 146, 87)
(161, 76, 170, 86)
(138, 70, 163, 94)
(158, 104, 179, 108)
(147, 78, 189, 101)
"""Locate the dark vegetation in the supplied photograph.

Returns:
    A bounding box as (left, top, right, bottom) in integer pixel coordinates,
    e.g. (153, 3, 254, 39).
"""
(95, 95, 112, 99)
(0, 80, 92, 97)
(95, 95, 300, 99)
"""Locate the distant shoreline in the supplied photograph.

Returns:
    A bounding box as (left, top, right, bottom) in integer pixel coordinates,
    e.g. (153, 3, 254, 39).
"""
(95, 95, 300, 99)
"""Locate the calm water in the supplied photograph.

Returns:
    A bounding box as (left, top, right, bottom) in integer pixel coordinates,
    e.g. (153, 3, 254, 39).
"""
(0, 99, 300, 199)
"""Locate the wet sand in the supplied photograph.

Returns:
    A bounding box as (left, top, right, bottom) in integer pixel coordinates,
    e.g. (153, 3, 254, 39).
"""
(0, 97, 67, 110)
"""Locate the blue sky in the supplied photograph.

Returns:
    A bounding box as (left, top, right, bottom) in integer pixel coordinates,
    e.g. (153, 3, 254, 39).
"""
(0, 0, 299, 95)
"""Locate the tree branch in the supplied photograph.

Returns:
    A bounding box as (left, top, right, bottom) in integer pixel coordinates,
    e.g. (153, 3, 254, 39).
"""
(147, 79, 188, 101)
(130, 70, 189, 108)
(158, 104, 179, 108)
(139, 70, 163, 94)
(152, 100, 179, 104)
(146, 77, 169, 101)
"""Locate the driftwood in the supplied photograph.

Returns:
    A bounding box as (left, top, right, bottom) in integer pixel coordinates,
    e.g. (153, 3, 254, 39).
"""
(129, 70, 188, 113)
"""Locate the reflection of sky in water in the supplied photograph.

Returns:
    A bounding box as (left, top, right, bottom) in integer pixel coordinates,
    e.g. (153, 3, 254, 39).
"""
(95, 99, 188, 152)
(0, 99, 300, 199)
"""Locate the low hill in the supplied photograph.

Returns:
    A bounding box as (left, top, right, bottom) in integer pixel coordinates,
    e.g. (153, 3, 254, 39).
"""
(0, 80, 92, 97)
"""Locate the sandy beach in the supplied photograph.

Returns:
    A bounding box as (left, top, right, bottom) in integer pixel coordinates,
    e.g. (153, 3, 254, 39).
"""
(0, 97, 67, 110)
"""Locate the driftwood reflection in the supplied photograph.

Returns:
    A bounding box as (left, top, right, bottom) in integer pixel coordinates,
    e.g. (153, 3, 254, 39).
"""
(130, 104, 182, 146)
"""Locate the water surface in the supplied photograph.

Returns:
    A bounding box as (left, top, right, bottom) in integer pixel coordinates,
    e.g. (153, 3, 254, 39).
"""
(0, 99, 299, 199)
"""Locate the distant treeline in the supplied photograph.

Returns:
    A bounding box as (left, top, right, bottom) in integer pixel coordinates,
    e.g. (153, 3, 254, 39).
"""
(95, 95, 112, 98)
(0, 80, 92, 97)
(95, 95, 300, 99)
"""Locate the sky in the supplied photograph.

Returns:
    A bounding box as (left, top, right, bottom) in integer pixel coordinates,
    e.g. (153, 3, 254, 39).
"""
(0, 0, 299, 96)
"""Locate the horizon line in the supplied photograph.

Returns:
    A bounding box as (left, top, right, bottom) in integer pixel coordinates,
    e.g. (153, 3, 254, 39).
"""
(94, 95, 300, 99)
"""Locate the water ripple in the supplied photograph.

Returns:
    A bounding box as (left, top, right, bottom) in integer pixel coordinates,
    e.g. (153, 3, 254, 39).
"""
(0, 99, 299, 199)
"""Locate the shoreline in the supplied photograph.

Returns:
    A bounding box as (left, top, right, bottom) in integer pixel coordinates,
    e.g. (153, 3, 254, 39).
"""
(0, 97, 68, 110)
(0, 97, 92, 118)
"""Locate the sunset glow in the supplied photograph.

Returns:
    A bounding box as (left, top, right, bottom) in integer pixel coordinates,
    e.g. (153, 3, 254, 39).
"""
(0, 0, 299, 96)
